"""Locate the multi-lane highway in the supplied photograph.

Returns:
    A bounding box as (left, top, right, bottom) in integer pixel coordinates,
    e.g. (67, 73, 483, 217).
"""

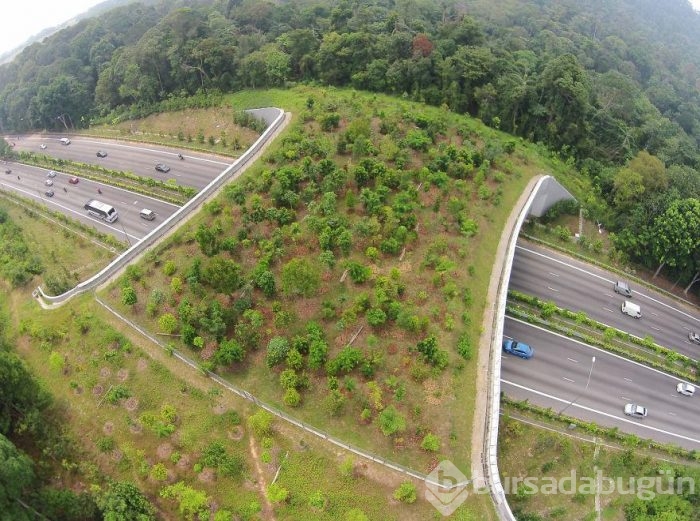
(10, 134, 231, 190)
(2, 134, 240, 241)
(502, 317, 700, 449)
(0, 162, 180, 242)
(509, 242, 700, 358)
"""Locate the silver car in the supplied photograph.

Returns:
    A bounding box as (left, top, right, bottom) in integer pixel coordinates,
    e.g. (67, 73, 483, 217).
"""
(623, 403, 647, 418)
(689, 332, 700, 345)
(614, 280, 632, 297)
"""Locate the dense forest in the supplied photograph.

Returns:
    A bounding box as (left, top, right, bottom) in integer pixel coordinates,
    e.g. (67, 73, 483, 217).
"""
(0, 0, 698, 289)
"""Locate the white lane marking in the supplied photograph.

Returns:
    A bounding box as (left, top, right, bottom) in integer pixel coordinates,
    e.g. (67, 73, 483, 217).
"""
(506, 316, 695, 380)
(602, 307, 615, 313)
(668, 412, 677, 416)
(650, 326, 661, 331)
(562, 377, 575, 383)
(624, 378, 633, 382)
(502, 379, 700, 444)
(547, 286, 559, 292)
(548, 272, 560, 277)
(516, 245, 700, 324)
(620, 396, 630, 401)
(567, 357, 579, 363)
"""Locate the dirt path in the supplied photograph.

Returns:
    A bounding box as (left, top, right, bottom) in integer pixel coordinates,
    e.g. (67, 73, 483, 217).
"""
(249, 436, 276, 521)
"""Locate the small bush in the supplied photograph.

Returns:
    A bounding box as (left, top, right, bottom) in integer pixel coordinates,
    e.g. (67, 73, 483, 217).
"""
(393, 481, 417, 503)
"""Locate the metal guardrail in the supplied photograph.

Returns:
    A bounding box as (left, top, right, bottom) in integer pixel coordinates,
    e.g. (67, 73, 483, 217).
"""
(35, 107, 287, 307)
(483, 175, 549, 520)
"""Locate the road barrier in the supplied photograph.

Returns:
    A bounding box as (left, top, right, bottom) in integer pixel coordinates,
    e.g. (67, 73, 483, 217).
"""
(36, 107, 287, 307)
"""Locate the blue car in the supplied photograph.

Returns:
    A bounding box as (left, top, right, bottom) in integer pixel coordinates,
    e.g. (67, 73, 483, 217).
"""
(502, 339, 534, 359)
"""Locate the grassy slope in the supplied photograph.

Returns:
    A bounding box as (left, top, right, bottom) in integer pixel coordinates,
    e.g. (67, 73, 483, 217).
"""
(3, 85, 592, 519)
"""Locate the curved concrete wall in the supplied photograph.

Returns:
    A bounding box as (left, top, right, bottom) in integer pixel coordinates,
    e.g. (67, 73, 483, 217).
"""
(484, 175, 573, 520)
(36, 107, 287, 307)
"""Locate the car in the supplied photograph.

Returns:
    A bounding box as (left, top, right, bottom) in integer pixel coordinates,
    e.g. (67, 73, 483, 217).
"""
(613, 280, 632, 297)
(45, 189, 54, 197)
(155, 163, 170, 173)
(44, 179, 53, 186)
(40, 144, 47, 150)
(689, 332, 700, 345)
(96, 150, 108, 158)
(677, 382, 696, 396)
(502, 338, 534, 359)
(59, 138, 71, 145)
(68, 176, 79, 184)
(4, 169, 10, 174)
(623, 403, 648, 418)
(139, 208, 156, 221)
(46, 170, 57, 178)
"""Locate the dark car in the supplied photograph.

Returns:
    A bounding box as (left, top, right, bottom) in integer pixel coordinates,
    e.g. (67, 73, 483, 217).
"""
(155, 163, 170, 173)
(96, 150, 108, 158)
(502, 339, 534, 359)
(613, 280, 632, 297)
(45, 189, 54, 197)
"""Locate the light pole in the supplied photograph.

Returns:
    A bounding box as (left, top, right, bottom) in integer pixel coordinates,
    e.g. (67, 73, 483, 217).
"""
(559, 356, 595, 416)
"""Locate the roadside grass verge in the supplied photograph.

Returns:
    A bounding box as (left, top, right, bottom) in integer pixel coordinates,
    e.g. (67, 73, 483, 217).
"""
(499, 403, 700, 521)
(0, 196, 119, 293)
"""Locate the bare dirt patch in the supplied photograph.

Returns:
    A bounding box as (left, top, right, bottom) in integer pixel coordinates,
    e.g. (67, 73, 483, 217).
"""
(197, 467, 215, 483)
(112, 449, 123, 462)
(103, 421, 114, 435)
(124, 397, 139, 412)
(136, 358, 148, 371)
(129, 422, 143, 435)
(157, 442, 173, 460)
(99, 367, 111, 379)
(212, 402, 227, 415)
(117, 368, 129, 381)
(176, 454, 191, 469)
(92, 384, 104, 396)
(228, 426, 244, 441)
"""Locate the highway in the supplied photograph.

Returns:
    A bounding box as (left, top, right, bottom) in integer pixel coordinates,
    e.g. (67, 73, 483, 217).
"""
(9, 134, 232, 190)
(509, 242, 700, 358)
(0, 162, 179, 242)
(502, 317, 700, 450)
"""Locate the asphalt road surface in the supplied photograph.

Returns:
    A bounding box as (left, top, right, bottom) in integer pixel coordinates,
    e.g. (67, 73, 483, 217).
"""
(0, 162, 179, 242)
(9, 134, 232, 190)
(509, 242, 700, 359)
(502, 317, 700, 450)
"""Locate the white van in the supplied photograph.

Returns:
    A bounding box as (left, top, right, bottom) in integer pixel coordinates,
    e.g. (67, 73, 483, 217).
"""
(621, 300, 641, 319)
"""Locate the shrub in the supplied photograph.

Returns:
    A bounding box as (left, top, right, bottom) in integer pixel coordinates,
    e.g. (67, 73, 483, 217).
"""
(393, 481, 417, 503)
(283, 387, 301, 407)
(281, 258, 320, 297)
(158, 313, 178, 334)
(266, 337, 290, 368)
(121, 285, 137, 306)
(163, 260, 177, 276)
(421, 433, 440, 452)
(266, 483, 289, 503)
(248, 410, 273, 438)
(366, 307, 387, 327)
(346, 261, 371, 284)
(377, 405, 406, 436)
(456, 334, 472, 360)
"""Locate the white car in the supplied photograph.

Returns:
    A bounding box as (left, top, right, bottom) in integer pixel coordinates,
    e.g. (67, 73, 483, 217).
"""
(46, 170, 57, 178)
(40, 144, 47, 150)
(44, 179, 53, 186)
(677, 383, 696, 396)
(623, 403, 647, 418)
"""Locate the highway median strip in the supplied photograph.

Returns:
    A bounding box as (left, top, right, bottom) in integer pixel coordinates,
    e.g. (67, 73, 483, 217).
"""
(506, 290, 698, 383)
